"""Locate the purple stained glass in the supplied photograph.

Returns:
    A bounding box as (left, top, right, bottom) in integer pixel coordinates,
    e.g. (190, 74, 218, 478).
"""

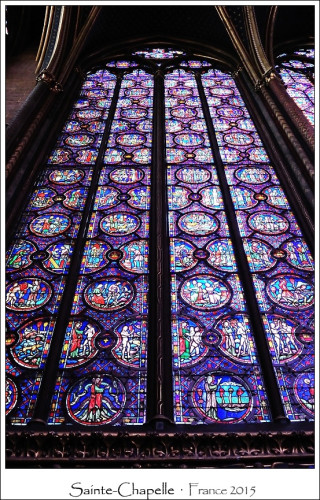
(133, 48, 185, 59)
(277, 50, 314, 126)
(165, 68, 271, 425)
(48, 69, 153, 426)
(202, 67, 314, 421)
(6, 68, 117, 425)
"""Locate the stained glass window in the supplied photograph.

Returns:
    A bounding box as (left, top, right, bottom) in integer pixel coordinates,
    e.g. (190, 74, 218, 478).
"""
(276, 48, 314, 126)
(6, 48, 314, 428)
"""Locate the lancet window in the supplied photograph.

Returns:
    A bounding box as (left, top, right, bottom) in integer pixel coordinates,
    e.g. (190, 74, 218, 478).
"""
(6, 48, 314, 428)
(276, 48, 314, 126)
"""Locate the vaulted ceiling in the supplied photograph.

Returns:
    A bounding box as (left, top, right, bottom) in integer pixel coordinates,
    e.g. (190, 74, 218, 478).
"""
(6, 5, 315, 61)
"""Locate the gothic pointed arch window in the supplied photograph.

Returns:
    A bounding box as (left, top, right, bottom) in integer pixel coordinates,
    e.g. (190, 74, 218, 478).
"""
(276, 47, 314, 126)
(6, 47, 314, 430)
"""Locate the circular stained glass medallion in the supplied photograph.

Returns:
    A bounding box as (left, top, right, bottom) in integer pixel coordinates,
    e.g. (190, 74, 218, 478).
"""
(127, 186, 150, 209)
(199, 186, 223, 209)
(63, 319, 100, 367)
(180, 275, 231, 310)
(189, 119, 207, 132)
(49, 169, 84, 184)
(170, 88, 193, 97)
(171, 107, 197, 119)
(64, 134, 94, 147)
(120, 108, 148, 119)
(110, 168, 144, 184)
(206, 239, 237, 272)
(166, 148, 186, 163)
(66, 374, 126, 425)
(243, 238, 276, 272)
(219, 147, 242, 163)
(7, 240, 37, 272)
(178, 212, 219, 235)
(168, 186, 192, 210)
(248, 147, 269, 163)
(30, 214, 71, 236)
(235, 167, 270, 184)
(293, 372, 314, 415)
(81, 241, 110, 273)
(263, 186, 290, 209)
(94, 186, 119, 209)
(230, 187, 258, 209)
(263, 314, 302, 364)
(192, 373, 252, 423)
(49, 148, 71, 164)
(42, 242, 72, 273)
(116, 133, 146, 147)
(63, 188, 87, 210)
(119, 240, 148, 274)
(29, 188, 56, 210)
(217, 107, 243, 118)
(136, 120, 153, 132)
(173, 317, 208, 367)
(132, 148, 151, 164)
(176, 167, 210, 184)
(6, 278, 52, 311)
(76, 109, 101, 120)
(282, 238, 313, 271)
(170, 239, 197, 272)
(215, 315, 253, 364)
(100, 213, 140, 236)
(209, 87, 234, 97)
(6, 378, 18, 415)
(125, 88, 149, 97)
(266, 275, 314, 310)
(194, 148, 214, 162)
(75, 149, 98, 164)
(236, 119, 256, 131)
(112, 120, 131, 132)
(112, 318, 148, 368)
(104, 148, 123, 164)
(64, 120, 81, 133)
(174, 133, 203, 147)
(11, 318, 56, 369)
(248, 211, 289, 235)
(224, 132, 253, 146)
(84, 278, 134, 311)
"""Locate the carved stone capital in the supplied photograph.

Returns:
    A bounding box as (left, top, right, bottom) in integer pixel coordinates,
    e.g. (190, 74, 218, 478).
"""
(36, 69, 63, 93)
